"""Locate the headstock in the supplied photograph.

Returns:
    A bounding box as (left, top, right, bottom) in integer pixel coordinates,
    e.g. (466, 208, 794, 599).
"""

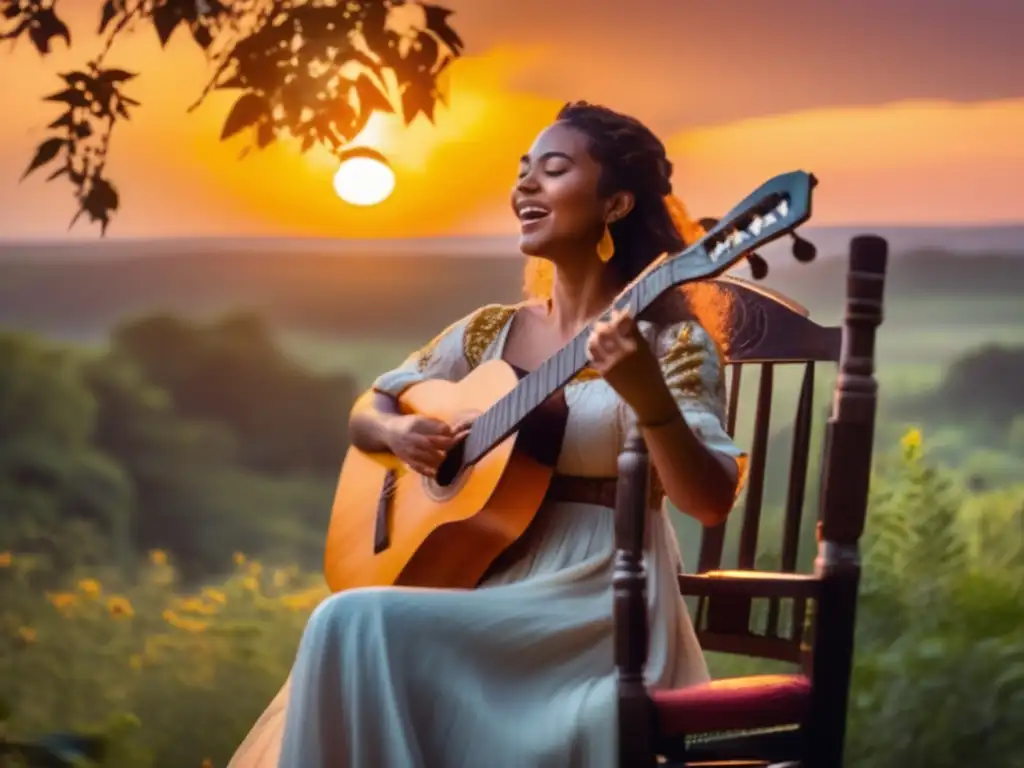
(655, 170, 818, 289)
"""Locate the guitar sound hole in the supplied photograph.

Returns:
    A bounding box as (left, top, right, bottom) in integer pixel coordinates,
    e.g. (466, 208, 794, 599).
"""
(435, 439, 467, 487)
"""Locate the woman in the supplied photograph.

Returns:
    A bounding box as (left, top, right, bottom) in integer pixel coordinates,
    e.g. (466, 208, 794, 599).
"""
(229, 101, 747, 768)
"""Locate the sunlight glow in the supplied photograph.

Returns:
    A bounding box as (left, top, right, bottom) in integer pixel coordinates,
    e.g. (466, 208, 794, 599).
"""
(332, 148, 395, 206)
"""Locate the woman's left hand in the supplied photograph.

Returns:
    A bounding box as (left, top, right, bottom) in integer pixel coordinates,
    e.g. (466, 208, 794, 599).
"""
(586, 309, 677, 424)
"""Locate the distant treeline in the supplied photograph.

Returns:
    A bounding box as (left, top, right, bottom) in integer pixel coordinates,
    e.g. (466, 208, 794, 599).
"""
(1, 247, 1022, 342)
(0, 312, 355, 583)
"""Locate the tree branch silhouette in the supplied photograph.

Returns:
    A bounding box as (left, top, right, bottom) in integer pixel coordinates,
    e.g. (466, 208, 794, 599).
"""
(6, 0, 464, 235)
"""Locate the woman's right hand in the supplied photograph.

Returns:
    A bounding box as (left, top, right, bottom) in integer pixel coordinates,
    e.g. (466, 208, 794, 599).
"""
(384, 414, 468, 478)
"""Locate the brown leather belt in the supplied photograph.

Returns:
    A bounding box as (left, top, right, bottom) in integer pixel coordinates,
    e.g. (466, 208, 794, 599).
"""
(543, 474, 665, 509)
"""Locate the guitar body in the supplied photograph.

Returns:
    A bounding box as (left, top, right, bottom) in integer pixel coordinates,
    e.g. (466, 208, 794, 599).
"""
(324, 359, 555, 593)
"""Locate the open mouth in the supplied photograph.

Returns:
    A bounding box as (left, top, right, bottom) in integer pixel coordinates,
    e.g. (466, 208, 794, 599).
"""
(517, 205, 551, 224)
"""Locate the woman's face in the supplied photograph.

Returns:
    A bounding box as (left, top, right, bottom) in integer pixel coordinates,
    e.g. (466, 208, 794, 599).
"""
(512, 122, 609, 258)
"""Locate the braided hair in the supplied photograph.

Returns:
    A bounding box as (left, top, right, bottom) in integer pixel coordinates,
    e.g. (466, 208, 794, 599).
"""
(523, 101, 691, 298)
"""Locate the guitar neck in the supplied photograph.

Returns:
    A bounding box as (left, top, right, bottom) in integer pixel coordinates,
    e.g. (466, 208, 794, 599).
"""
(462, 252, 690, 466)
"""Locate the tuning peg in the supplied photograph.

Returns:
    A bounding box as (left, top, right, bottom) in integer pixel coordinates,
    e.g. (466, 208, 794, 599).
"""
(697, 217, 720, 232)
(790, 232, 817, 262)
(747, 252, 769, 280)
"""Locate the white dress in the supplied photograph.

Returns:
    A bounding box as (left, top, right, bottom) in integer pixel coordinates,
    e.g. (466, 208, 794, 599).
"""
(227, 304, 746, 768)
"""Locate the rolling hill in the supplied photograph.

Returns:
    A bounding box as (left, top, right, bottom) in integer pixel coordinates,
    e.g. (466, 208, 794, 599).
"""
(1, 230, 1023, 348)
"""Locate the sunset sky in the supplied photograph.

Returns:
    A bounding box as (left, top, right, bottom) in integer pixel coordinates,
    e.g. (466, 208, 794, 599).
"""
(1, 0, 1022, 239)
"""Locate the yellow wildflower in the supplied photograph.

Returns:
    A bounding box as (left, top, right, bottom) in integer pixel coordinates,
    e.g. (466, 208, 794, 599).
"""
(202, 587, 227, 605)
(232, 551, 246, 567)
(16, 626, 37, 645)
(241, 575, 259, 592)
(177, 596, 218, 615)
(177, 616, 210, 633)
(0, 551, 11, 567)
(901, 427, 922, 452)
(280, 588, 326, 612)
(129, 653, 144, 671)
(77, 578, 102, 598)
(46, 591, 77, 611)
(149, 549, 168, 566)
(107, 596, 134, 618)
(162, 609, 208, 633)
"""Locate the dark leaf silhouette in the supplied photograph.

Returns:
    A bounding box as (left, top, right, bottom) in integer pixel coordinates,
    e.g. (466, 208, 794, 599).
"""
(221, 93, 270, 140)
(44, 88, 90, 108)
(47, 113, 74, 130)
(354, 74, 394, 115)
(71, 177, 120, 235)
(26, 8, 71, 54)
(152, 2, 184, 47)
(256, 120, 275, 149)
(192, 23, 213, 49)
(401, 81, 436, 124)
(60, 70, 95, 90)
(99, 68, 136, 83)
(98, 0, 120, 34)
(21, 138, 66, 180)
(423, 6, 464, 54)
(14, 0, 465, 235)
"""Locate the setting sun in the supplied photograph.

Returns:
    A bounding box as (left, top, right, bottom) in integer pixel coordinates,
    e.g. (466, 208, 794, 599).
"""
(332, 147, 396, 207)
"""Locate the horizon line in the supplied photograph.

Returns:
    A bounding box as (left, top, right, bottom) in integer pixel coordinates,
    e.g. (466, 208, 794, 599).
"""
(2, 221, 1024, 248)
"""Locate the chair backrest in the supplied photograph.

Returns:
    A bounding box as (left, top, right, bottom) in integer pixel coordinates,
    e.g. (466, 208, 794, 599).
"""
(677, 275, 842, 664)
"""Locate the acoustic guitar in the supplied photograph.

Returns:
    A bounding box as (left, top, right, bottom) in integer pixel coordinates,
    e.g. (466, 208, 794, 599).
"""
(324, 171, 817, 593)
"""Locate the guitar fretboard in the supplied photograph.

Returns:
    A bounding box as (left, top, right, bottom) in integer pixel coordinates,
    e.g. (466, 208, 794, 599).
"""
(462, 254, 684, 465)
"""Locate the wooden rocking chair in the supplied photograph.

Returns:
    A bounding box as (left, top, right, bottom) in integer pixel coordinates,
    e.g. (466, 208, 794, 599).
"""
(614, 235, 889, 767)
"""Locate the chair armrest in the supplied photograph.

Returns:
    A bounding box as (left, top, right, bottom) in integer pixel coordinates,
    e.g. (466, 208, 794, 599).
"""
(678, 571, 819, 600)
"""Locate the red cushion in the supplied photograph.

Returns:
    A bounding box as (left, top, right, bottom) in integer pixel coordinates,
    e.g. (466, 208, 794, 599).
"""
(652, 674, 811, 735)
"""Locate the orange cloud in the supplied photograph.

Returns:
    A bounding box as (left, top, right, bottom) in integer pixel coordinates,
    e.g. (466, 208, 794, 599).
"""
(665, 99, 1024, 225)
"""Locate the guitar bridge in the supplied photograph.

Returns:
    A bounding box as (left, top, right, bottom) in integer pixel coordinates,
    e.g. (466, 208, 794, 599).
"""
(373, 469, 397, 555)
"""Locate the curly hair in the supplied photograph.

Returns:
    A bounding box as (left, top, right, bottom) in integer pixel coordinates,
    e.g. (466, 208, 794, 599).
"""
(524, 101, 699, 299)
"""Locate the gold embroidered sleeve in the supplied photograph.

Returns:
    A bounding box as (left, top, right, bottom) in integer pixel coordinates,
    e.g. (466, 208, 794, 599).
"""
(461, 304, 516, 369)
(658, 320, 749, 497)
(659, 320, 726, 416)
(658, 320, 744, 457)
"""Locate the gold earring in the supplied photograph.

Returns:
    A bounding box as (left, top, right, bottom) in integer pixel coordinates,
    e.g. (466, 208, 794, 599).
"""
(596, 224, 614, 263)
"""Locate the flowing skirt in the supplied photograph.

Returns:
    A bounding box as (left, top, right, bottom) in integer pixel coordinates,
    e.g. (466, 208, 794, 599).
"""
(227, 501, 708, 768)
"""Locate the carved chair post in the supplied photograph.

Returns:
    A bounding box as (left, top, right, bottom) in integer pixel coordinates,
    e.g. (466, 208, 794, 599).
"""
(805, 235, 888, 767)
(614, 415, 656, 768)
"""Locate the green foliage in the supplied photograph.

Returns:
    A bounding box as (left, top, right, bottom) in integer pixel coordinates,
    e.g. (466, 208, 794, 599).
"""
(902, 344, 1024, 428)
(110, 311, 355, 475)
(0, 319, 349, 583)
(844, 430, 1024, 766)
(709, 428, 1024, 767)
(0, 333, 131, 572)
